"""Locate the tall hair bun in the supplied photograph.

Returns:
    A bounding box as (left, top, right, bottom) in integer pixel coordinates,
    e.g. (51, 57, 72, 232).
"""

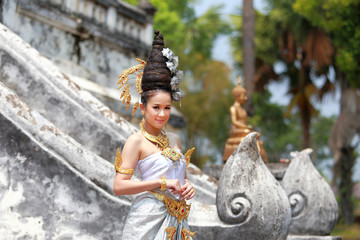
(141, 30, 172, 92)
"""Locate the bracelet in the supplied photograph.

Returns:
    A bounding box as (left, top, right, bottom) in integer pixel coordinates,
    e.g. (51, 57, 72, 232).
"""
(160, 177, 167, 191)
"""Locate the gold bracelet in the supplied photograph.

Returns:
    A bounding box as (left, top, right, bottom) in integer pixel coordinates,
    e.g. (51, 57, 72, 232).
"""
(160, 177, 167, 191)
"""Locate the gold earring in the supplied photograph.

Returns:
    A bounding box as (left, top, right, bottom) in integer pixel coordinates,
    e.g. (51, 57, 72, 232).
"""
(165, 122, 167, 129)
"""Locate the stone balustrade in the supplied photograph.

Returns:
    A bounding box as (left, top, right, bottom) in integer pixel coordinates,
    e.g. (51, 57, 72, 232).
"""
(34, 0, 154, 46)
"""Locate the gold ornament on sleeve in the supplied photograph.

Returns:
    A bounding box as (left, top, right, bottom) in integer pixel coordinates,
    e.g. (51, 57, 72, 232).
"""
(184, 147, 195, 167)
(116, 58, 146, 116)
(114, 148, 134, 175)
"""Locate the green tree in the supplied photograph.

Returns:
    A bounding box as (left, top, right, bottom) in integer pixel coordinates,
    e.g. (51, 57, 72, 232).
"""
(293, 0, 360, 225)
(231, 0, 336, 150)
(248, 91, 302, 162)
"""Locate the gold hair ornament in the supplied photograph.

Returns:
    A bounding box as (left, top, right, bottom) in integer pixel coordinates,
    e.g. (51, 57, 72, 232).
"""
(117, 58, 146, 115)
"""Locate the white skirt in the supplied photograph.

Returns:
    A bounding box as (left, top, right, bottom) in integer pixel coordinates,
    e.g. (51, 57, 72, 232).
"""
(122, 191, 195, 240)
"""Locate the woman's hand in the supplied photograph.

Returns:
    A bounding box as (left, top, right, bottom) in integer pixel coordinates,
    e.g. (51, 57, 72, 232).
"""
(180, 179, 195, 200)
(166, 179, 182, 195)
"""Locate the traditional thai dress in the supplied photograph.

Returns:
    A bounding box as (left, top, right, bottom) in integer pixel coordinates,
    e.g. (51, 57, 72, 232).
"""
(121, 150, 196, 240)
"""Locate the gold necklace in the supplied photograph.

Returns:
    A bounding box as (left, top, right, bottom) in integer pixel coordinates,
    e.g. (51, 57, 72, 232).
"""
(140, 121, 169, 150)
(140, 120, 182, 163)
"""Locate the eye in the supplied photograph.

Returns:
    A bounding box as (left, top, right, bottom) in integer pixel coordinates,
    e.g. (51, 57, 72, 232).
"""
(165, 107, 171, 110)
(153, 106, 159, 109)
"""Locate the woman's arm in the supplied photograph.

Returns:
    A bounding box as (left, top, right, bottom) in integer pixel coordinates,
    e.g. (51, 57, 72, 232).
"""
(114, 175, 183, 196)
(169, 133, 196, 200)
(113, 133, 182, 196)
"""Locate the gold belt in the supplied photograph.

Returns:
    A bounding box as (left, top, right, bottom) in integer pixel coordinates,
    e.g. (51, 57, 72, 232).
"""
(149, 191, 191, 223)
(148, 191, 196, 239)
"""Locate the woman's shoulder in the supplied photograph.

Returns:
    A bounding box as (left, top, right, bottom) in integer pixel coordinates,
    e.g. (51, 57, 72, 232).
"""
(125, 131, 143, 145)
(123, 131, 144, 151)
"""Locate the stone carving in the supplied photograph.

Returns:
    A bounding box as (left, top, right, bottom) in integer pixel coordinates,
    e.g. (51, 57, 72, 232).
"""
(281, 149, 339, 236)
(217, 132, 291, 239)
(222, 77, 268, 162)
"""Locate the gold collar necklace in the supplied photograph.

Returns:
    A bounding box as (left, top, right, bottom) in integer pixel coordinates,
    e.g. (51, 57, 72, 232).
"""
(140, 120, 169, 150)
(140, 120, 182, 163)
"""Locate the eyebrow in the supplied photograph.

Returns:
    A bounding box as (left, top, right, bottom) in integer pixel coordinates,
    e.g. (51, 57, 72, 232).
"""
(152, 103, 171, 107)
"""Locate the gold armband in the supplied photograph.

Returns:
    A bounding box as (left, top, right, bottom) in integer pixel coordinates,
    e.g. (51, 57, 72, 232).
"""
(160, 177, 167, 191)
(184, 147, 195, 167)
(114, 148, 134, 175)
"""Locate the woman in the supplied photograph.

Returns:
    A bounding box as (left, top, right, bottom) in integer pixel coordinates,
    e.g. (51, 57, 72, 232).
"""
(113, 30, 196, 240)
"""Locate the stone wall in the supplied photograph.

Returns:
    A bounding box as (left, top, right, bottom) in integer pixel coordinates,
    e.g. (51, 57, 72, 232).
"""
(0, 0, 153, 88)
(0, 0, 186, 128)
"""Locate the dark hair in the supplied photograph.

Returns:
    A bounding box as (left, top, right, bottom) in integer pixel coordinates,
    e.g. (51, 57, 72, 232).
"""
(141, 30, 172, 93)
(141, 89, 173, 106)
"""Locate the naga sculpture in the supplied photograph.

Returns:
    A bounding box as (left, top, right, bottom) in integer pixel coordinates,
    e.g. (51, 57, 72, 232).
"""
(217, 132, 291, 239)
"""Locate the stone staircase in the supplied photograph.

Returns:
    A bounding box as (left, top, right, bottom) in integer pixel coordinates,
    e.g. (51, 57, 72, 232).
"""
(0, 23, 217, 239)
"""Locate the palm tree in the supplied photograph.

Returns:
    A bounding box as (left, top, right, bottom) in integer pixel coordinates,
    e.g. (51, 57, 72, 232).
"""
(231, 0, 335, 149)
(242, 0, 255, 116)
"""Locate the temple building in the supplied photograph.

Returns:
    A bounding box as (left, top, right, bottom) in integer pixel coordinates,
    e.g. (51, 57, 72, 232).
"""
(0, 0, 185, 129)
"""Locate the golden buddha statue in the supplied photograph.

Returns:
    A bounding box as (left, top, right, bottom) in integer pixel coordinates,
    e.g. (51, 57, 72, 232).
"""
(222, 77, 268, 162)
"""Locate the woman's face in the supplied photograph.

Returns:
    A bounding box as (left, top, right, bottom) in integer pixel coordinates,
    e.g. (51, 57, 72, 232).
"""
(141, 91, 172, 130)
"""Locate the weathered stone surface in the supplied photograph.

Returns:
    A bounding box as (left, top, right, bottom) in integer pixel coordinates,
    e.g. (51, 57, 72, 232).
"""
(281, 149, 338, 236)
(267, 162, 289, 181)
(0, 22, 136, 162)
(186, 163, 217, 204)
(1, 0, 153, 88)
(1, 0, 186, 129)
(0, 82, 130, 239)
(215, 132, 291, 240)
(202, 163, 224, 180)
(287, 236, 342, 240)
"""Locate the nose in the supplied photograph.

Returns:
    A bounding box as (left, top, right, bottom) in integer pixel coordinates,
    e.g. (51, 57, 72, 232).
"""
(159, 109, 165, 117)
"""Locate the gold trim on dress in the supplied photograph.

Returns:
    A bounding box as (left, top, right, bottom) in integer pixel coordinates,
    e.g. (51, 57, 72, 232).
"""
(164, 196, 191, 224)
(162, 147, 182, 162)
(114, 148, 134, 175)
(184, 147, 195, 167)
(166, 227, 177, 240)
(165, 226, 197, 240)
(149, 191, 190, 224)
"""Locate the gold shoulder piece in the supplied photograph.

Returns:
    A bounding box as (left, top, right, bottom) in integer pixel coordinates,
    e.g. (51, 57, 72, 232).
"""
(114, 148, 134, 175)
(184, 147, 195, 167)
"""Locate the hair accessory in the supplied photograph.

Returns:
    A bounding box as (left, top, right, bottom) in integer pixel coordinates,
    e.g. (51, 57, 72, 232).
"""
(116, 30, 184, 116)
(117, 58, 146, 115)
(160, 177, 167, 191)
(161, 48, 184, 101)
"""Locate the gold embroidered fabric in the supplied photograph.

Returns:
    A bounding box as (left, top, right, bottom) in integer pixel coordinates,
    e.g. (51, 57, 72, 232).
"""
(164, 196, 191, 224)
(162, 147, 182, 162)
(166, 226, 196, 240)
(166, 227, 177, 240)
(184, 147, 195, 167)
(149, 191, 191, 224)
(114, 148, 134, 175)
